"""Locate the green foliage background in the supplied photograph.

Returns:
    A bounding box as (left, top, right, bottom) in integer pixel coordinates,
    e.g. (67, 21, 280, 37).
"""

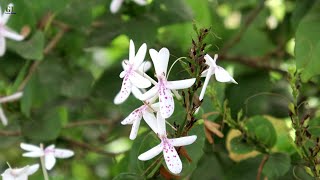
(0, 0, 320, 179)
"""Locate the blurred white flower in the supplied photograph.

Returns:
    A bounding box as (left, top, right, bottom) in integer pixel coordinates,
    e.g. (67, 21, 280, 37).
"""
(0, 3, 25, 56)
(114, 39, 151, 104)
(138, 112, 197, 174)
(139, 48, 196, 118)
(224, 11, 241, 29)
(0, 92, 23, 126)
(1, 164, 39, 180)
(20, 143, 74, 170)
(110, 0, 148, 14)
(199, 54, 237, 101)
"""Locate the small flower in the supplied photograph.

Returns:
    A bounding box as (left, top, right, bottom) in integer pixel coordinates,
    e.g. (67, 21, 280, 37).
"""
(138, 112, 197, 174)
(114, 40, 151, 104)
(0, 106, 8, 126)
(139, 48, 196, 118)
(121, 99, 159, 140)
(1, 164, 39, 180)
(0, 3, 25, 56)
(0, 92, 23, 126)
(199, 54, 237, 101)
(110, 0, 147, 14)
(20, 143, 74, 170)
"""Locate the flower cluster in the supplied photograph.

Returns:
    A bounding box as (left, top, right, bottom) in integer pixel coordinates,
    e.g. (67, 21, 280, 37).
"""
(1, 143, 74, 180)
(114, 40, 197, 174)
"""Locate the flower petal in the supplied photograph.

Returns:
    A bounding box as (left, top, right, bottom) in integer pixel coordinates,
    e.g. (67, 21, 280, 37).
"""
(129, 117, 141, 140)
(150, 102, 159, 112)
(156, 112, 166, 135)
(22, 151, 44, 157)
(204, 54, 217, 67)
(0, 106, 8, 126)
(110, 0, 124, 13)
(121, 107, 143, 125)
(162, 141, 182, 174)
(142, 111, 157, 133)
(170, 135, 197, 147)
(132, 0, 148, 5)
(215, 66, 237, 84)
(159, 85, 174, 118)
(1, 12, 10, 25)
(129, 71, 151, 88)
(150, 48, 169, 77)
(131, 86, 143, 99)
(3, 28, 24, 41)
(199, 67, 213, 101)
(138, 61, 152, 72)
(139, 86, 158, 101)
(0, 36, 6, 56)
(54, 149, 74, 158)
(166, 78, 196, 90)
(20, 143, 41, 152)
(26, 164, 40, 175)
(129, 39, 135, 63)
(133, 43, 147, 69)
(138, 143, 163, 161)
(114, 75, 132, 104)
(45, 153, 56, 170)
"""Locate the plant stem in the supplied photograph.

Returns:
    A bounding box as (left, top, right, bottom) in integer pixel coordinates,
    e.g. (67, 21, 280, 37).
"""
(40, 144, 49, 180)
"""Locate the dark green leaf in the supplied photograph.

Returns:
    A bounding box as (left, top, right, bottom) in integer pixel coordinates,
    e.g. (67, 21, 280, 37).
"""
(230, 136, 255, 154)
(112, 173, 144, 180)
(21, 107, 64, 141)
(7, 31, 45, 60)
(295, 1, 320, 81)
(262, 153, 291, 178)
(244, 116, 277, 149)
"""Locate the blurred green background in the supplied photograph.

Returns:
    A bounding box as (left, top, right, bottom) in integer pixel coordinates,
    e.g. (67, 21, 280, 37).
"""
(0, 0, 320, 179)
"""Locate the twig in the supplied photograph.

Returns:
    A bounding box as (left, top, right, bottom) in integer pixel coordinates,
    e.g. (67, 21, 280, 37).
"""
(0, 92, 23, 103)
(0, 130, 21, 136)
(257, 155, 269, 180)
(59, 136, 118, 157)
(220, 0, 265, 53)
(40, 143, 50, 180)
(218, 54, 287, 75)
(0, 118, 120, 136)
(64, 119, 118, 128)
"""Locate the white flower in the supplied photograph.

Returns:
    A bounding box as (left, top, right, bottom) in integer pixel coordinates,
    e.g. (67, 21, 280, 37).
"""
(199, 54, 237, 101)
(1, 164, 39, 180)
(138, 112, 197, 174)
(121, 98, 159, 140)
(20, 143, 74, 170)
(0, 92, 23, 126)
(0, 3, 25, 56)
(139, 48, 196, 118)
(114, 40, 151, 104)
(110, 0, 147, 14)
(0, 106, 8, 126)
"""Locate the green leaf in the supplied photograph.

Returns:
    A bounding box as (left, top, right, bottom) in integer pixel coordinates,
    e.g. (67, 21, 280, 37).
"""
(291, 0, 317, 31)
(244, 116, 277, 149)
(295, 1, 320, 81)
(262, 153, 291, 178)
(308, 117, 320, 137)
(7, 31, 45, 60)
(21, 107, 63, 141)
(230, 136, 255, 154)
(112, 173, 144, 180)
(179, 121, 206, 177)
